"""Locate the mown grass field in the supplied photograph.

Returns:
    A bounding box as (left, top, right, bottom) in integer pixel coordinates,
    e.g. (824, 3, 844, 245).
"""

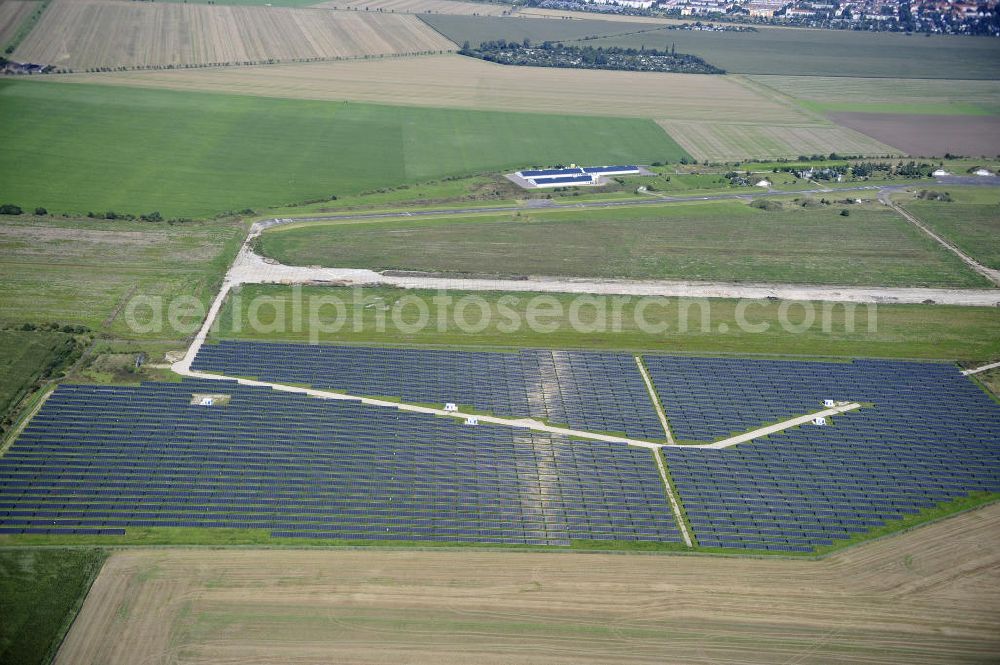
(900, 188, 1000, 270)
(0, 329, 77, 430)
(0, 548, 107, 665)
(213, 284, 1000, 360)
(0, 213, 244, 339)
(258, 200, 987, 287)
(14, 0, 454, 70)
(461, 17, 1000, 79)
(0, 79, 685, 217)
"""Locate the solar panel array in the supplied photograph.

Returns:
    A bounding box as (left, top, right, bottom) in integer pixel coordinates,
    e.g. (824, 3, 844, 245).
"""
(660, 358, 1000, 551)
(0, 379, 682, 545)
(645, 356, 859, 441)
(519, 167, 584, 177)
(193, 342, 666, 440)
(531, 174, 595, 185)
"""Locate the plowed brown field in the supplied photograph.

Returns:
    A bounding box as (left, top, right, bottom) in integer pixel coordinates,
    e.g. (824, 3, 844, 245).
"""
(56, 504, 1000, 664)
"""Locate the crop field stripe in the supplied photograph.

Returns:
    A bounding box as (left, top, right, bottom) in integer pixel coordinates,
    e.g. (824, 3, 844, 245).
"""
(317, 0, 511, 15)
(0, 0, 40, 47)
(13, 0, 455, 70)
(50, 54, 814, 124)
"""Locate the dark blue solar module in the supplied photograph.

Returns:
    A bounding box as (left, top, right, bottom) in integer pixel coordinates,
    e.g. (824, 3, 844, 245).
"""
(657, 358, 1000, 551)
(193, 342, 665, 440)
(582, 165, 639, 174)
(0, 379, 682, 546)
(531, 175, 594, 185)
(519, 167, 584, 177)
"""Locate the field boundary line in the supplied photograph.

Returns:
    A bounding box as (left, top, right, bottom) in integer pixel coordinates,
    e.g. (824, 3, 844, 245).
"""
(635, 355, 674, 444)
(652, 449, 692, 547)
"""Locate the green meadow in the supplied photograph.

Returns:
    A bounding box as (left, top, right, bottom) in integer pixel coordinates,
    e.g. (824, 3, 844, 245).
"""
(257, 200, 989, 287)
(212, 284, 1000, 361)
(0, 80, 687, 218)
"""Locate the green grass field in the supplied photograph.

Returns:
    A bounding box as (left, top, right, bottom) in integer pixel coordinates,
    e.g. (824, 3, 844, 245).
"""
(0, 548, 108, 665)
(257, 200, 988, 287)
(212, 284, 1000, 360)
(423, 16, 1000, 78)
(0, 80, 687, 218)
(0, 329, 78, 431)
(749, 76, 1000, 116)
(900, 188, 1000, 270)
(0, 214, 245, 339)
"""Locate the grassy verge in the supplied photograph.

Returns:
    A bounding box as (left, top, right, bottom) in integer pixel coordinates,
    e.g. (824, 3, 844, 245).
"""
(899, 187, 1000, 270)
(0, 548, 108, 665)
(0, 329, 84, 438)
(212, 284, 1000, 361)
(654, 449, 698, 547)
(0, 213, 245, 338)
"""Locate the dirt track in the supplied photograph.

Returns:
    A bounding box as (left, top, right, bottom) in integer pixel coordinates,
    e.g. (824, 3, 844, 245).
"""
(56, 503, 1000, 664)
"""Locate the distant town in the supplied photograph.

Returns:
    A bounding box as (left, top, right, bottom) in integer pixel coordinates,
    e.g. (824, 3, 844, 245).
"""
(529, 0, 1000, 35)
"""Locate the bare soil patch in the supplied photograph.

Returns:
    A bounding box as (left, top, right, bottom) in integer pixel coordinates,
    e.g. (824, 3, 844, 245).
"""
(829, 112, 1000, 157)
(56, 503, 1000, 664)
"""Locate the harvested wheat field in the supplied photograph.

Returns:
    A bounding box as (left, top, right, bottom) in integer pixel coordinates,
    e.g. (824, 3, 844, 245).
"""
(56, 505, 1000, 664)
(13, 0, 454, 70)
(317, 0, 511, 15)
(0, 0, 37, 45)
(56, 54, 809, 123)
(658, 119, 899, 161)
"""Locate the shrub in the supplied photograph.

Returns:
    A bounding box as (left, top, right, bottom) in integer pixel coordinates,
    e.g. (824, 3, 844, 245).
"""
(750, 199, 782, 212)
(34, 207, 47, 216)
(0, 204, 23, 215)
(840, 209, 850, 217)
